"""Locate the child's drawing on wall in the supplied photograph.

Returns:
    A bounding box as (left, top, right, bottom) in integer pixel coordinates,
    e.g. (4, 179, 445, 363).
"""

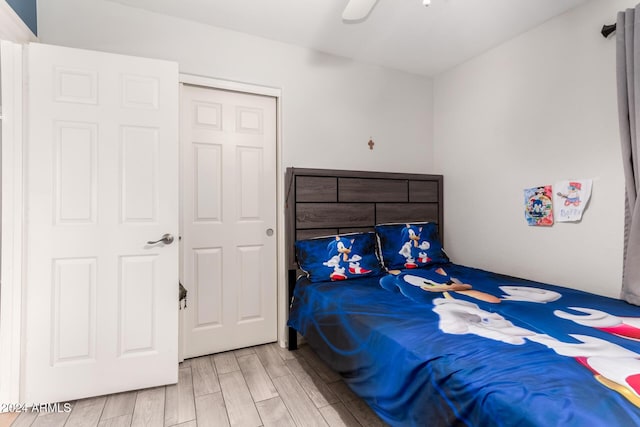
(554, 179, 593, 222)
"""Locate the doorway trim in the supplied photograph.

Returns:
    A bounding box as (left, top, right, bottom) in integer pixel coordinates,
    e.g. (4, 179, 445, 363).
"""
(0, 40, 24, 404)
(178, 73, 286, 350)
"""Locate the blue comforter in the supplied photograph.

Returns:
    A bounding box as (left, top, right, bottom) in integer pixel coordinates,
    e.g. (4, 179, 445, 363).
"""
(288, 264, 640, 427)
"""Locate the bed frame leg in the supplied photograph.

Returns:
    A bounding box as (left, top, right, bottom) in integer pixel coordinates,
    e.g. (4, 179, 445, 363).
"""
(288, 327, 298, 351)
(287, 268, 298, 351)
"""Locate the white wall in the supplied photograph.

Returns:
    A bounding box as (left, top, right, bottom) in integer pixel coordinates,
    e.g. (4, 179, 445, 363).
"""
(36, 0, 634, 300)
(434, 0, 637, 298)
(37, 0, 434, 174)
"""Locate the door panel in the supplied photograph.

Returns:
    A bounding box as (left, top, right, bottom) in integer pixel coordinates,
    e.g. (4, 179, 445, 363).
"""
(181, 85, 277, 358)
(194, 248, 223, 328)
(54, 122, 97, 223)
(23, 43, 179, 403)
(52, 258, 97, 365)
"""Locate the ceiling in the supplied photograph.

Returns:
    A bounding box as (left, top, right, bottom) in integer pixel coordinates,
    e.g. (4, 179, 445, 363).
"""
(107, 0, 590, 77)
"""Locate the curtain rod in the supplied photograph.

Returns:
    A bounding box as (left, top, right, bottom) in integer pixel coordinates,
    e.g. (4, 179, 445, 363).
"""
(602, 23, 616, 38)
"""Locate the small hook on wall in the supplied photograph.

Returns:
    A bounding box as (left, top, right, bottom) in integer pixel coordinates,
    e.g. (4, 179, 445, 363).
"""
(368, 138, 375, 150)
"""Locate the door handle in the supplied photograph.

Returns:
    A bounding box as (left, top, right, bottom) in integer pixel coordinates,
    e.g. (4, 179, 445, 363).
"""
(147, 233, 174, 245)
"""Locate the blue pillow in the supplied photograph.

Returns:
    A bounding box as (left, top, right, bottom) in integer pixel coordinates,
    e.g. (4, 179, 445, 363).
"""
(375, 222, 449, 270)
(295, 232, 384, 282)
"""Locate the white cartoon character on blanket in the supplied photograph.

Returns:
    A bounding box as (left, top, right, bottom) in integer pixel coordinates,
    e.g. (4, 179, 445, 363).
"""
(323, 236, 370, 281)
(554, 307, 640, 341)
(395, 267, 561, 305)
(433, 297, 640, 408)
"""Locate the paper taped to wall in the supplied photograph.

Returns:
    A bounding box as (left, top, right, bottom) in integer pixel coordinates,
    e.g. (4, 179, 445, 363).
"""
(553, 179, 592, 222)
(524, 185, 554, 226)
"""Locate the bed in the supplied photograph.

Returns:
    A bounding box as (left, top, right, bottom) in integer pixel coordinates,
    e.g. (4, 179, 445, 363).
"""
(285, 168, 640, 427)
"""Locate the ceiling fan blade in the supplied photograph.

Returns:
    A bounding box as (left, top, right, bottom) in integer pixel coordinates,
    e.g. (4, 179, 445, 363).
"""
(342, 0, 378, 22)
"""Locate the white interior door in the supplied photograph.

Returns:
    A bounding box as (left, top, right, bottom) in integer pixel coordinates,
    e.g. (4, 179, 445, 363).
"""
(23, 43, 179, 403)
(181, 84, 277, 358)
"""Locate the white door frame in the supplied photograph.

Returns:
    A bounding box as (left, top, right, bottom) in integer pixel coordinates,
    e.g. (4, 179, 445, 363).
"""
(0, 40, 24, 405)
(178, 74, 287, 351)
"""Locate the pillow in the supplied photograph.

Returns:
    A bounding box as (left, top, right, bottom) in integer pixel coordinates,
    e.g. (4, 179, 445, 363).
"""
(295, 232, 384, 282)
(375, 222, 449, 270)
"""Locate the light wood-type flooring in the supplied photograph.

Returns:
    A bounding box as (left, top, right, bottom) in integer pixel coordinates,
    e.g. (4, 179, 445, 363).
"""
(6, 343, 386, 427)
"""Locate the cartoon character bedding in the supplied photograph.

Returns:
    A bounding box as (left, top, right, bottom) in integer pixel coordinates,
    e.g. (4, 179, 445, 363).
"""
(289, 223, 640, 427)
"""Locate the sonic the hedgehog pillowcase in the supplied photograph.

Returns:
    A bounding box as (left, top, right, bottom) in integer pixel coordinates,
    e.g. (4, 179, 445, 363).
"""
(295, 232, 384, 282)
(375, 222, 449, 270)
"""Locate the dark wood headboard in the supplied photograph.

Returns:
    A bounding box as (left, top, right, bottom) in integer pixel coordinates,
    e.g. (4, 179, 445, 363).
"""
(285, 168, 443, 349)
(285, 168, 444, 270)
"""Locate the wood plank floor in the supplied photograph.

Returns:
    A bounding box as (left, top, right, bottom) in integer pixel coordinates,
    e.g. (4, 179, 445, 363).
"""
(9, 343, 387, 427)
